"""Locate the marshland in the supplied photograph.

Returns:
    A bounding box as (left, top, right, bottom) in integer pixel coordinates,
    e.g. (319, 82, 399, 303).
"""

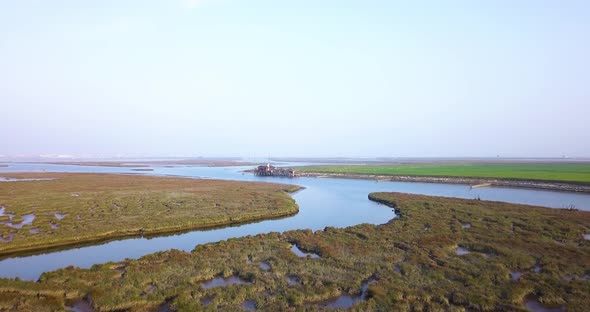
(0, 172, 299, 257)
(0, 189, 588, 311)
(0, 162, 589, 311)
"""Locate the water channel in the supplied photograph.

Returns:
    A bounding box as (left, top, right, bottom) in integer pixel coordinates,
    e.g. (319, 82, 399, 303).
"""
(1, 163, 589, 280)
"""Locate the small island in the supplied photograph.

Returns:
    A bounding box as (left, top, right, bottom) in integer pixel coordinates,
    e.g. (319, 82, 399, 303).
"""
(0, 173, 300, 257)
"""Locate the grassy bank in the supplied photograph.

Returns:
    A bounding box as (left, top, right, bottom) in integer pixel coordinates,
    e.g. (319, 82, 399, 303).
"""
(297, 163, 590, 184)
(0, 173, 299, 256)
(1, 193, 588, 311)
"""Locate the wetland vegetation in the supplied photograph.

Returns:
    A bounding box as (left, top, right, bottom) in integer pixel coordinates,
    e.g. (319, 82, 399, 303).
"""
(0, 192, 588, 311)
(0, 173, 299, 257)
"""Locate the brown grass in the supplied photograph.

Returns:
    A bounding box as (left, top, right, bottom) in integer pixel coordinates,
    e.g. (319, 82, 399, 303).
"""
(0, 173, 299, 256)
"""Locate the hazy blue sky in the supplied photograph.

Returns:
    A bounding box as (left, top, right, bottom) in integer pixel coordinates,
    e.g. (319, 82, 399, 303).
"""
(1, 0, 589, 158)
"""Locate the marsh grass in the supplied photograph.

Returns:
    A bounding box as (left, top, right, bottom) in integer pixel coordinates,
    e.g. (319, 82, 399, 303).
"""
(0, 192, 588, 311)
(0, 173, 299, 256)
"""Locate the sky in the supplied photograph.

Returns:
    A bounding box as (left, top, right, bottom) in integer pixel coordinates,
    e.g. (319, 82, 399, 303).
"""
(1, 0, 589, 158)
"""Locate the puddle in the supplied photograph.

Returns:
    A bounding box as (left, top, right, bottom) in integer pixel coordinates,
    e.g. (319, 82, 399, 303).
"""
(325, 293, 361, 309)
(0, 206, 15, 221)
(242, 299, 256, 311)
(157, 298, 174, 312)
(291, 244, 320, 258)
(455, 245, 494, 258)
(259, 262, 271, 271)
(324, 277, 376, 309)
(511, 272, 522, 281)
(456, 247, 471, 255)
(66, 298, 95, 312)
(584, 234, 590, 240)
(51, 223, 59, 230)
(115, 265, 126, 274)
(524, 295, 565, 312)
(394, 264, 401, 274)
(287, 275, 300, 286)
(55, 213, 67, 220)
(553, 240, 566, 246)
(139, 283, 155, 296)
(29, 228, 40, 234)
(532, 265, 542, 273)
(562, 275, 573, 281)
(201, 275, 251, 289)
(462, 222, 472, 229)
(5, 213, 36, 229)
(0, 234, 14, 243)
(200, 295, 214, 306)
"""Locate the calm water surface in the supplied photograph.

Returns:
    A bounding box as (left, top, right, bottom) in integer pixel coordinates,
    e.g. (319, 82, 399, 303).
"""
(1, 163, 589, 280)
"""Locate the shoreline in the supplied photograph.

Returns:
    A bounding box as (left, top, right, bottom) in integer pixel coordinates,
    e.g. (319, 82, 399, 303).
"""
(0, 207, 300, 260)
(297, 172, 590, 193)
(0, 173, 302, 259)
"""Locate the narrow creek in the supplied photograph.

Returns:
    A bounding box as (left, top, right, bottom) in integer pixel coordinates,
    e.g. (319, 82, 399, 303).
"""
(0, 163, 589, 281)
(323, 276, 377, 309)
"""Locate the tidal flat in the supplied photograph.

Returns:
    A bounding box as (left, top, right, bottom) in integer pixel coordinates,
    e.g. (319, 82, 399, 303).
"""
(0, 192, 588, 311)
(0, 173, 300, 257)
(41, 159, 259, 168)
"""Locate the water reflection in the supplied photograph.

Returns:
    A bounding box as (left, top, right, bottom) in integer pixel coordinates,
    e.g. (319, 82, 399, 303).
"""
(201, 275, 250, 289)
(290, 245, 320, 259)
(324, 276, 376, 309)
(524, 295, 565, 312)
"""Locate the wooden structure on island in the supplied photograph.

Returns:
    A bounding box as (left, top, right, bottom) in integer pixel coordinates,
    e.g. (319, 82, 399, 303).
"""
(254, 163, 296, 178)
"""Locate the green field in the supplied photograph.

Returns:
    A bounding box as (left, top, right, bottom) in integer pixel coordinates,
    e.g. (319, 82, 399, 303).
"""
(1, 193, 588, 311)
(0, 173, 299, 256)
(298, 163, 590, 183)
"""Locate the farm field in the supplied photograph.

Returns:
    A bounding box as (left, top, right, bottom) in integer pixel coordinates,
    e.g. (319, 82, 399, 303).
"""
(297, 163, 590, 184)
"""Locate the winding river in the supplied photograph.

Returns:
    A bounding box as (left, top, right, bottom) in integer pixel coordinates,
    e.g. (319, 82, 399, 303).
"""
(1, 163, 589, 281)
